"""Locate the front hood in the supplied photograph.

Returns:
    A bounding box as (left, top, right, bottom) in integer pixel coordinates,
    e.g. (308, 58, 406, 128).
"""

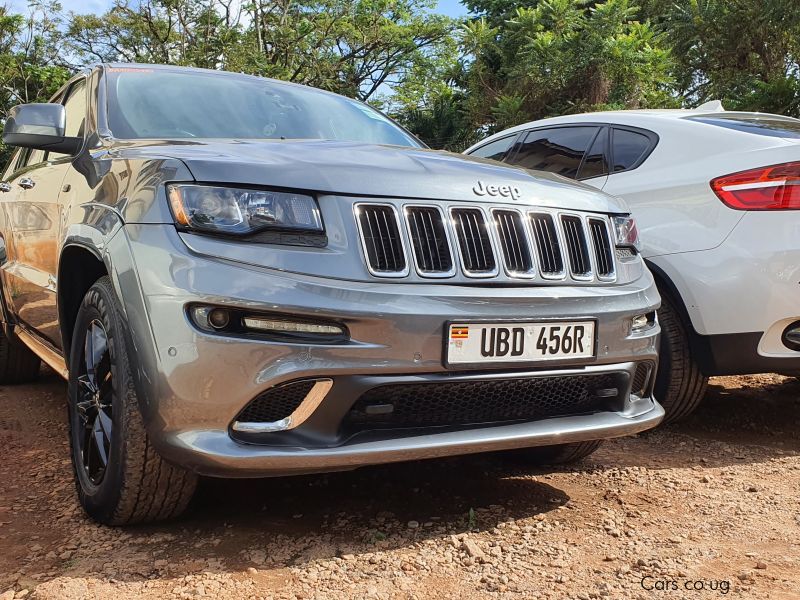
(110, 139, 628, 213)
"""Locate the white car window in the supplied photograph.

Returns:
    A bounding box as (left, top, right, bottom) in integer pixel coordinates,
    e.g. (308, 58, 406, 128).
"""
(508, 127, 599, 179)
(611, 129, 651, 173)
(469, 135, 517, 161)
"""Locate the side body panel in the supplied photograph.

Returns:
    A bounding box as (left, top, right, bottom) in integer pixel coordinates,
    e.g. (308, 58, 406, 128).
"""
(1, 157, 70, 345)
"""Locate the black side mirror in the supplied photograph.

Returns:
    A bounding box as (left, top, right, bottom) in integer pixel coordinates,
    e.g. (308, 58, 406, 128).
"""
(3, 103, 82, 155)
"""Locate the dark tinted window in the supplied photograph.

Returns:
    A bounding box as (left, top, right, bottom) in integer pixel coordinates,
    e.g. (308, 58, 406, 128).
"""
(469, 135, 516, 161)
(611, 128, 651, 172)
(106, 69, 421, 147)
(508, 127, 599, 179)
(577, 128, 608, 180)
(685, 115, 800, 138)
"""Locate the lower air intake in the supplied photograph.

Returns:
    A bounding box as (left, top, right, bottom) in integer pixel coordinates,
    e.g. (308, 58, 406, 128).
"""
(236, 380, 317, 423)
(344, 373, 623, 430)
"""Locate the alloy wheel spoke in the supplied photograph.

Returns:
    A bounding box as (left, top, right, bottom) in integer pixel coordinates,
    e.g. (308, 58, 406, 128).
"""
(76, 319, 112, 484)
(82, 422, 94, 470)
(91, 417, 108, 469)
(84, 321, 108, 387)
(97, 407, 113, 441)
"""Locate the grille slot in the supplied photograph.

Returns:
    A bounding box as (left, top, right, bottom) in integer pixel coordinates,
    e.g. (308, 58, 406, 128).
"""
(344, 373, 623, 430)
(406, 206, 453, 275)
(631, 361, 655, 396)
(561, 215, 592, 277)
(356, 204, 407, 275)
(529, 213, 564, 276)
(451, 208, 496, 275)
(588, 218, 615, 277)
(494, 210, 534, 275)
(236, 380, 316, 423)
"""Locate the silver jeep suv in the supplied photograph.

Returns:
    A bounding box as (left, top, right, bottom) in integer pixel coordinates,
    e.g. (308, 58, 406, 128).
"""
(0, 64, 663, 524)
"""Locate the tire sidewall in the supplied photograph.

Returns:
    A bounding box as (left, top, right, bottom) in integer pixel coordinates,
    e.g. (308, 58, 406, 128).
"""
(67, 280, 129, 522)
(654, 303, 675, 399)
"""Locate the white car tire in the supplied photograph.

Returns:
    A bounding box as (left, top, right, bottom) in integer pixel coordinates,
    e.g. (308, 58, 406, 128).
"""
(654, 292, 708, 423)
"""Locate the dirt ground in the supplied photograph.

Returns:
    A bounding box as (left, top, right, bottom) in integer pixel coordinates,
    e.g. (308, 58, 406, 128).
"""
(0, 370, 798, 600)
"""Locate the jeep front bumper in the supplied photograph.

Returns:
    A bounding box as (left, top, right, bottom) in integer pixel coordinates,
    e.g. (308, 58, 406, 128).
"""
(110, 224, 662, 477)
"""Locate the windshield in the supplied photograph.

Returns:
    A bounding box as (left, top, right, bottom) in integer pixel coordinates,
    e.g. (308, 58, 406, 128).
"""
(104, 68, 421, 147)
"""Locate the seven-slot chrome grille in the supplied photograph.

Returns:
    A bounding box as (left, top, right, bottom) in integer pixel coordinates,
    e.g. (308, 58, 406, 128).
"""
(354, 202, 618, 283)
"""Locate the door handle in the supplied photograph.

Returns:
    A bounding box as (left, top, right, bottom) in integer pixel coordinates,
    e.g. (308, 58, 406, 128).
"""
(0, 182, 11, 193)
(18, 178, 35, 190)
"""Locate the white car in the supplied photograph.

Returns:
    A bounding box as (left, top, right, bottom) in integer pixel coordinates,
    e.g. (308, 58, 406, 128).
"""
(465, 105, 800, 422)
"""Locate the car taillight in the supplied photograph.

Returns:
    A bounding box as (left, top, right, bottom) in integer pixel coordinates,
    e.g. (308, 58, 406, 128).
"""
(710, 161, 800, 210)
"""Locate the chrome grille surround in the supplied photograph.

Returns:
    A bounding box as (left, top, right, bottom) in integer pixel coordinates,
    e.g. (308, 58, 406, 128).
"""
(529, 212, 567, 280)
(353, 201, 618, 284)
(449, 207, 499, 278)
(404, 205, 457, 278)
(354, 203, 409, 278)
(491, 208, 536, 278)
(560, 213, 593, 281)
(588, 217, 616, 281)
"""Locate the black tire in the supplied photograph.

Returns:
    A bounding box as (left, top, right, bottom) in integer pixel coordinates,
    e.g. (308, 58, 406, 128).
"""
(0, 328, 41, 384)
(512, 440, 603, 465)
(653, 291, 708, 424)
(67, 276, 197, 525)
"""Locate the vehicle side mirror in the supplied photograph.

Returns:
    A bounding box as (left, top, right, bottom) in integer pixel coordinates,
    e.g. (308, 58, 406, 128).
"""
(2, 103, 82, 155)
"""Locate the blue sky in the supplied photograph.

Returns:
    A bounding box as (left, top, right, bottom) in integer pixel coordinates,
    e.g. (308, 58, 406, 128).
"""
(9, 0, 112, 13)
(9, 0, 467, 17)
(436, 0, 467, 17)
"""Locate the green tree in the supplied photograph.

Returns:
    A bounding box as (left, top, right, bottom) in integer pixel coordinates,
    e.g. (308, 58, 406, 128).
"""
(393, 88, 479, 150)
(67, 0, 456, 102)
(0, 1, 71, 165)
(461, 0, 676, 132)
(649, 0, 800, 116)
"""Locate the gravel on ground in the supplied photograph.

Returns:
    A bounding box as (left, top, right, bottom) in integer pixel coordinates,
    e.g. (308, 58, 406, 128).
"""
(1, 370, 798, 599)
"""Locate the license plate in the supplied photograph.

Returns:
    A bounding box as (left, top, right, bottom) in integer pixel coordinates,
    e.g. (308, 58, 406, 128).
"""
(446, 321, 595, 365)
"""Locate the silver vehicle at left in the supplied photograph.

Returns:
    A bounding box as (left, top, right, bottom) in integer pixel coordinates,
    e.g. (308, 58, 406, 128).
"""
(0, 64, 663, 524)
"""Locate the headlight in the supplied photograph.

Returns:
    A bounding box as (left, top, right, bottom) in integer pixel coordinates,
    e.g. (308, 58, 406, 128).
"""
(611, 215, 641, 251)
(167, 184, 323, 235)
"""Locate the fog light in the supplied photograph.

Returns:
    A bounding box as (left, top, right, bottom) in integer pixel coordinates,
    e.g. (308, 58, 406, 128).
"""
(631, 312, 656, 333)
(208, 308, 230, 329)
(242, 317, 344, 336)
(191, 305, 232, 332)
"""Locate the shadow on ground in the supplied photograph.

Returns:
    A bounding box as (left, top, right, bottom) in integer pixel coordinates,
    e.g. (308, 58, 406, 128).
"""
(2, 370, 799, 587)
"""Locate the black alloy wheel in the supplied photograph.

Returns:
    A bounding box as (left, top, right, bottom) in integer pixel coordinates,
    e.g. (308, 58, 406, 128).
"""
(68, 276, 197, 525)
(74, 319, 113, 484)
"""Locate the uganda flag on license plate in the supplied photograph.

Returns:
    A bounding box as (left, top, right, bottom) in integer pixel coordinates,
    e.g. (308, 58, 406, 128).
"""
(450, 325, 469, 339)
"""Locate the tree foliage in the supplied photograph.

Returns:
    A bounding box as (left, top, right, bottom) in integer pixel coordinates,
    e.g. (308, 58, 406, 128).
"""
(462, 0, 676, 136)
(649, 0, 800, 115)
(0, 1, 71, 163)
(1, 0, 799, 157)
(67, 0, 456, 102)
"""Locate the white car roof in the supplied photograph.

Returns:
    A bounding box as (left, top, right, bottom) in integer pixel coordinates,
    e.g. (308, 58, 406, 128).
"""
(466, 107, 800, 152)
